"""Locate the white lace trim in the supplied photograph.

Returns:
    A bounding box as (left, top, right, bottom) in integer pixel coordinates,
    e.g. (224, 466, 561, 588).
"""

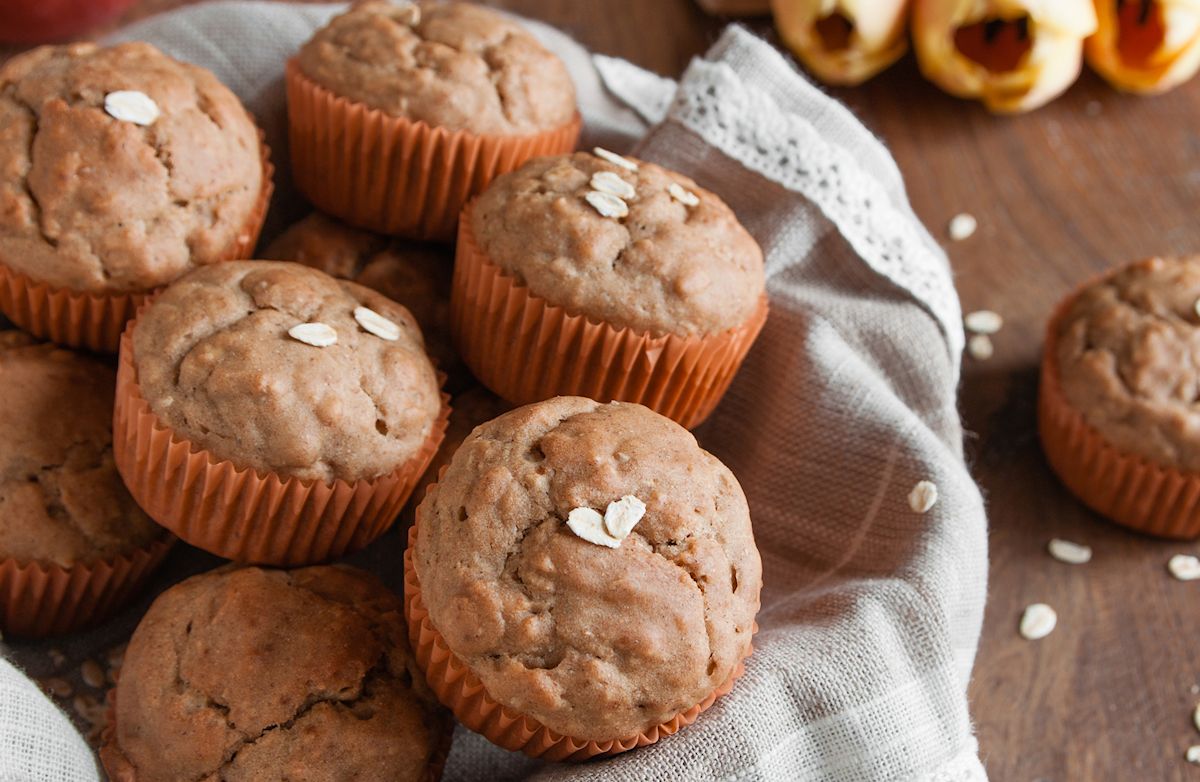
(667, 59, 965, 364)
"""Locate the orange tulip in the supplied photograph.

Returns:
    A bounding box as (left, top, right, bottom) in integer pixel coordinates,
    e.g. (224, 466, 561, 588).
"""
(913, 0, 1098, 112)
(1087, 0, 1200, 93)
(772, 0, 911, 85)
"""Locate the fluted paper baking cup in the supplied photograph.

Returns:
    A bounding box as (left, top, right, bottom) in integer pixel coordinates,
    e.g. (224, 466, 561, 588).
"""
(403, 512, 754, 762)
(450, 210, 769, 429)
(1039, 289, 1200, 540)
(0, 534, 173, 638)
(285, 59, 582, 241)
(0, 132, 274, 353)
(112, 319, 450, 566)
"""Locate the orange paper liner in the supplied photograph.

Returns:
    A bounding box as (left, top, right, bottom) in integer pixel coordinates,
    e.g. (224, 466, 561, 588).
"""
(285, 59, 582, 241)
(1039, 284, 1200, 540)
(0, 132, 274, 353)
(0, 534, 173, 639)
(101, 658, 452, 782)
(112, 318, 451, 566)
(450, 209, 769, 430)
(403, 513, 754, 762)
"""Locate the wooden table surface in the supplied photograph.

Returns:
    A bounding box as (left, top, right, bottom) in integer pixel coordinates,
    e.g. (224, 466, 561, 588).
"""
(8, 1, 1200, 778)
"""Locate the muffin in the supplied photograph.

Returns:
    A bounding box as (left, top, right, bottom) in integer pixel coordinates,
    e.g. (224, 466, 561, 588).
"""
(0, 42, 271, 352)
(101, 565, 453, 782)
(406, 396, 761, 760)
(1040, 256, 1200, 538)
(453, 151, 769, 429)
(264, 212, 465, 389)
(112, 260, 448, 565)
(286, 1, 580, 239)
(0, 335, 170, 637)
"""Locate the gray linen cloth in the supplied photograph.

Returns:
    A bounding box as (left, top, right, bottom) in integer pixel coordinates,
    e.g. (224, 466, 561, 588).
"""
(0, 4, 988, 781)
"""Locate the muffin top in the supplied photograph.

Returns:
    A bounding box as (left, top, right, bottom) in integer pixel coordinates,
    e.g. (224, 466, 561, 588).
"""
(0, 42, 265, 293)
(0, 337, 159, 566)
(296, 1, 576, 135)
(102, 565, 451, 782)
(414, 396, 761, 742)
(132, 261, 442, 483)
(263, 212, 460, 386)
(1055, 256, 1200, 472)
(470, 152, 766, 336)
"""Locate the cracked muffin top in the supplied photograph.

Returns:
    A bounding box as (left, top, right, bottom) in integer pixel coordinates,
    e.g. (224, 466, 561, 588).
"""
(263, 212, 462, 388)
(295, 1, 577, 135)
(0, 42, 265, 293)
(101, 565, 452, 782)
(0, 336, 159, 566)
(414, 396, 761, 741)
(131, 261, 442, 483)
(1055, 256, 1200, 473)
(470, 152, 766, 336)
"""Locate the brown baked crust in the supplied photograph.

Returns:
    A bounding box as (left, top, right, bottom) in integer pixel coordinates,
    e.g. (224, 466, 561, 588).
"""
(0, 340, 159, 566)
(263, 212, 458, 382)
(102, 565, 451, 782)
(296, 1, 576, 135)
(0, 42, 265, 293)
(470, 152, 766, 336)
(414, 396, 761, 742)
(1056, 256, 1200, 473)
(131, 260, 442, 483)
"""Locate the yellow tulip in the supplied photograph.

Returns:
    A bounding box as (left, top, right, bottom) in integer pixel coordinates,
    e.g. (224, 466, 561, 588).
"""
(771, 0, 911, 85)
(1087, 0, 1200, 93)
(913, 0, 1098, 112)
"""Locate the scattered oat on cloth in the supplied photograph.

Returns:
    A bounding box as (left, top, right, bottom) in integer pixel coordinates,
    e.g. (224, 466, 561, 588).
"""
(0, 4, 988, 781)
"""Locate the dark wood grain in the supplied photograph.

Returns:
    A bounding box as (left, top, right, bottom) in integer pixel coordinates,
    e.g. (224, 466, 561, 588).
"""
(6, 1, 1199, 777)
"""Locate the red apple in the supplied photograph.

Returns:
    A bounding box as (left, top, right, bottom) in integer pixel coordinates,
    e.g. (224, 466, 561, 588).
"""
(0, 0, 137, 44)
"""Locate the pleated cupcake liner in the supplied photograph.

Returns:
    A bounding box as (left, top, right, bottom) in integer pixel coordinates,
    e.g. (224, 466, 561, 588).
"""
(450, 209, 769, 429)
(100, 649, 453, 782)
(285, 59, 582, 241)
(403, 507, 754, 762)
(0, 131, 273, 353)
(1039, 287, 1200, 539)
(0, 534, 173, 639)
(112, 313, 451, 566)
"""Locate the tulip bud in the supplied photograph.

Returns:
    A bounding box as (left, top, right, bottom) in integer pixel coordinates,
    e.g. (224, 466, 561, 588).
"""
(913, 0, 1098, 112)
(772, 0, 911, 85)
(1087, 0, 1200, 94)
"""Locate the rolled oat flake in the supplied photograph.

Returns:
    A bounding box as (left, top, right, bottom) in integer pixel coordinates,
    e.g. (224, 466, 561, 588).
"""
(288, 322, 338, 348)
(1047, 538, 1092, 565)
(566, 507, 622, 549)
(104, 90, 161, 126)
(604, 495, 646, 539)
(354, 306, 401, 341)
(964, 309, 1003, 335)
(1168, 554, 1200, 581)
(1019, 603, 1057, 640)
(908, 480, 938, 513)
(668, 182, 700, 207)
(590, 171, 636, 200)
(593, 146, 639, 171)
(584, 190, 629, 219)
